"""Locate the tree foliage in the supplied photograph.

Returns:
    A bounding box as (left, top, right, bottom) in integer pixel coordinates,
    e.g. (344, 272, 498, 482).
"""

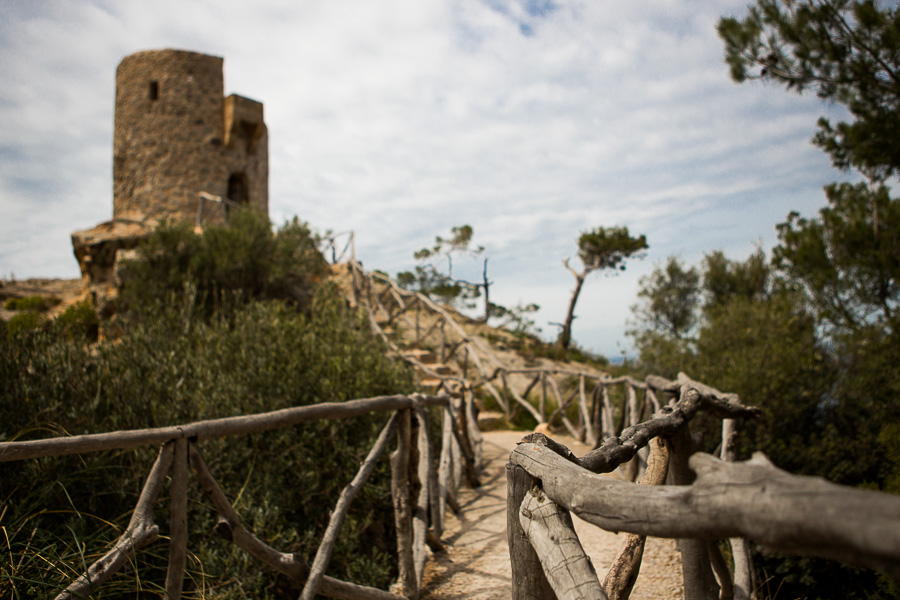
(558, 226, 648, 350)
(628, 245, 898, 599)
(0, 215, 412, 598)
(576, 226, 649, 272)
(119, 208, 327, 316)
(398, 225, 486, 312)
(718, 0, 900, 180)
(775, 181, 900, 333)
(632, 257, 700, 339)
(398, 225, 539, 329)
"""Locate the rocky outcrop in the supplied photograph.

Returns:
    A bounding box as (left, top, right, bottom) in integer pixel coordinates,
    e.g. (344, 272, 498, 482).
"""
(71, 219, 154, 314)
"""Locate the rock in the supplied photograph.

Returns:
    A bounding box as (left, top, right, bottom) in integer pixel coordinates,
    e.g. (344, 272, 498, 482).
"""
(71, 219, 155, 315)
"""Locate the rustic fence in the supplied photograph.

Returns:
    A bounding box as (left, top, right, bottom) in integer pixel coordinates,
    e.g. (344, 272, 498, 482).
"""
(0, 392, 483, 600)
(507, 378, 900, 600)
(330, 252, 659, 447)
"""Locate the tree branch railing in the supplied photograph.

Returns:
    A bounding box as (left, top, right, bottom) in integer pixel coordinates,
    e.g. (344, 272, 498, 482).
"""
(335, 256, 684, 449)
(507, 384, 900, 600)
(316, 251, 900, 597)
(0, 392, 483, 600)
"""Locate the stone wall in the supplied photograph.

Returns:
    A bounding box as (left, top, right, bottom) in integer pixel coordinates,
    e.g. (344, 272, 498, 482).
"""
(113, 49, 268, 224)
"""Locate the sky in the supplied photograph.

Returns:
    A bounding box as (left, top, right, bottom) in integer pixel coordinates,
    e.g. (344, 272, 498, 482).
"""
(0, 0, 852, 358)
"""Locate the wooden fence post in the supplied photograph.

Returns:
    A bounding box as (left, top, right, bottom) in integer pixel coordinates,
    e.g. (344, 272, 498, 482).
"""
(391, 408, 417, 599)
(411, 406, 431, 588)
(670, 423, 720, 600)
(165, 438, 189, 600)
(540, 372, 547, 424)
(602, 435, 671, 599)
(57, 442, 174, 600)
(722, 418, 753, 600)
(578, 375, 596, 445)
(507, 459, 556, 600)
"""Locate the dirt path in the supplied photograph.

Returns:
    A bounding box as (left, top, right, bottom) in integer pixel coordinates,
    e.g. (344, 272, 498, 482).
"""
(421, 430, 683, 599)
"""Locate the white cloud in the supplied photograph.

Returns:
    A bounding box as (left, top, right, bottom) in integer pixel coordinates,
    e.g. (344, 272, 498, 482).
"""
(0, 0, 853, 356)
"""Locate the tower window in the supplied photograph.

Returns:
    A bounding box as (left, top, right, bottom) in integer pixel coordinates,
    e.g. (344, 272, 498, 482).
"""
(149, 81, 159, 101)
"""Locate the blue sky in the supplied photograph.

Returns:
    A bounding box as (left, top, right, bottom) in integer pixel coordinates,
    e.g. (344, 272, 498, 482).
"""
(0, 0, 850, 357)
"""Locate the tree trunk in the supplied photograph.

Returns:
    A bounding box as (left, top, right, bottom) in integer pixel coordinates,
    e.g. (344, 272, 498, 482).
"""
(558, 272, 586, 350)
(482, 257, 491, 323)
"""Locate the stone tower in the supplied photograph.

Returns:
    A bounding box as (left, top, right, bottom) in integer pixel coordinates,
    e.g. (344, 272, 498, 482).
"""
(113, 49, 268, 223)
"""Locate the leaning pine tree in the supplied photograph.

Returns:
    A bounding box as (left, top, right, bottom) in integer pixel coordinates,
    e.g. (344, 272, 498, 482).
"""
(557, 226, 647, 350)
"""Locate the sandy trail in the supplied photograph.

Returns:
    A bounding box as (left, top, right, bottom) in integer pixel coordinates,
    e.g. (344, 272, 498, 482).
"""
(421, 430, 683, 599)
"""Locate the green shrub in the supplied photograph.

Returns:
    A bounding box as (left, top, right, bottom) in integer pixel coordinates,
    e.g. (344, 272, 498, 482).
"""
(51, 298, 99, 342)
(119, 209, 327, 317)
(5, 310, 46, 338)
(3, 295, 61, 311)
(0, 215, 414, 598)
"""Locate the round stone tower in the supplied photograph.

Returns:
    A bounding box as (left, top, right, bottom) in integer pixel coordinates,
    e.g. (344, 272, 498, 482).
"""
(113, 49, 268, 224)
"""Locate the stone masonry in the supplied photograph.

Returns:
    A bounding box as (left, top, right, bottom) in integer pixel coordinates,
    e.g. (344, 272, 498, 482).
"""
(72, 49, 269, 306)
(113, 48, 268, 223)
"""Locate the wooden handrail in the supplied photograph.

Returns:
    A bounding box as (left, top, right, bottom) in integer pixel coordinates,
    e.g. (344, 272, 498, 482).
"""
(0, 393, 447, 462)
(4, 392, 481, 600)
(507, 384, 900, 600)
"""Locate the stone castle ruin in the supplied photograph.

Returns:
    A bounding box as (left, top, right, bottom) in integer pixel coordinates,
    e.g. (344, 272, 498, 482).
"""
(72, 49, 268, 304)
(113, 49, 268, 222)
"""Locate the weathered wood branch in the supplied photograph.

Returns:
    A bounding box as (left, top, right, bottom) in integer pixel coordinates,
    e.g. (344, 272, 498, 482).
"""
(602, 436, 670, 600)
(547, 386, 580, 429)
(0, 394, 449, 462)
(189, 444, 309, 580)
(646, 373, 745, 415)
(669, 424, 719, 600)
(56, 443, 174, 600)
(427, 410, 443, 548)
(507, 462, 556, 600)
(165, 438, 189, 600)
(579, 387, 758, 474)
(436, 406, 454, 537)
(599, 385, 616, 441)
(578, 377, 596, 446)
(545, 376, 567, 424)
(464, 391, 484, 474)
(411, 406, 431, 589)
(301, 414, 399, 600)
(520, 486, 607, 600)
(451, 397, 481, 488)
(721, 418, 753, 600)
(509, 443, 900, 578)
(708, 542, 734, 600)
(191, 439, 405, 600)
(728, 538, 753, 600)
(502, 370, 544, 424)
(391, 409, 417, 599)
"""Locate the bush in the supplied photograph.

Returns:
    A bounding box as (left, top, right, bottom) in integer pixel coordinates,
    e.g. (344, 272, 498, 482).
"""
(52, 298, 99, 342)
(0, 216, 414, 599)
(5, 310, 46, 338)
(3, 295, 61, 311)
(119, 209, 327, 317)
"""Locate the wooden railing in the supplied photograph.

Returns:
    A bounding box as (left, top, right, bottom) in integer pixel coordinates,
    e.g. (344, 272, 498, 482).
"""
(0, 392, 483, 600)
(506, 380, 900, 600)
(337, 257, 664, 449)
